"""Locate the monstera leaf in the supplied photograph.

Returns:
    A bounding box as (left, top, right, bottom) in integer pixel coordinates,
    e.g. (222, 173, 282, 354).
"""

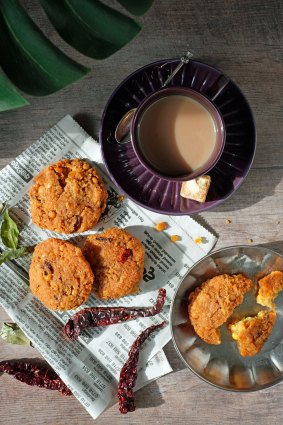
(0, 0, 90, 97)
(39, 0, 142, 60)
(0, 0, 154, 112)
(116, 0, 154, 16)
(0, 70, 29, 112)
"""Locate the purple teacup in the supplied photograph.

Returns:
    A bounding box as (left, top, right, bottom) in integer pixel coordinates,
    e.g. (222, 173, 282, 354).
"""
(131, 87, 225, 181)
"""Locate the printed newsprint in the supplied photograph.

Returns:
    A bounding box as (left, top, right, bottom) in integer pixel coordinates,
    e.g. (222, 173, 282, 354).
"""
(0, 116, 217, 419)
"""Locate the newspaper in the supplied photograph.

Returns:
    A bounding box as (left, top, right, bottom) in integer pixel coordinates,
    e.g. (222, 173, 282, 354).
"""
(0, 115, 217, 419)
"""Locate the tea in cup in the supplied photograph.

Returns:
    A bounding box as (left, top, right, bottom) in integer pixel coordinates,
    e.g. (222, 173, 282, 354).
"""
(131, 87, 225, 181)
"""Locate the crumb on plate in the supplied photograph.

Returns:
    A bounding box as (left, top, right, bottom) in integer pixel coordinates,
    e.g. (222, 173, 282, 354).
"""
(155, 222, 168, 232)
(170, 235, 180, 243)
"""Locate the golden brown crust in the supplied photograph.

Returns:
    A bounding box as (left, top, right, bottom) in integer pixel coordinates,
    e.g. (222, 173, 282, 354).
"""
(29, 159, 108, 234)
(29, 238, 94, 310)
(256, 271, 283, 308)
(83, 227, 144, 300)
(188, 274, 253, 345)
(229, 310, 276, 356)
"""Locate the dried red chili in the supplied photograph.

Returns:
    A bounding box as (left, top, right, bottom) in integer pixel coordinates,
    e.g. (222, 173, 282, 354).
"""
(64, 288, 166, 341)
(120, 248, 133, 263)
(118, 321, 165, 414)
(0, 361, 72, 396)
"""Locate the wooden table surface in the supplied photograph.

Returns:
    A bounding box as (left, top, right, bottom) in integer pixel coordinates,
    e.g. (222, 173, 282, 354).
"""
(1, 0, 283, 424)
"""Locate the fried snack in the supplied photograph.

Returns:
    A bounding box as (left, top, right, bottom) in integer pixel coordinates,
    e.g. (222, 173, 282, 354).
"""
(229, 310, 276, 356)
(29, 238, 94, 310)
(256, 271, 283, 308)
(83, 228, 144, 300)
(29, 159, 108, 234)
(180, 175, 211, 203)
(188, 274, 253, 344)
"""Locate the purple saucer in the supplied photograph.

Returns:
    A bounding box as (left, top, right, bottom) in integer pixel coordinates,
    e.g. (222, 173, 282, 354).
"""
(100, 59, 256, 215)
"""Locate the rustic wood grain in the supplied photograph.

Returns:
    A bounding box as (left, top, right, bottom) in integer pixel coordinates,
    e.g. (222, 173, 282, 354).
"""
(1, 0, 283, 423)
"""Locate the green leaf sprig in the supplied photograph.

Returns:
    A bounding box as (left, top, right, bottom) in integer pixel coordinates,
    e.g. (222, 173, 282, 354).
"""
(0, 207, 29, 265)
(0, 246, 28, 265)
(0, 322, 32, 346)
(1, 209, 19, 249)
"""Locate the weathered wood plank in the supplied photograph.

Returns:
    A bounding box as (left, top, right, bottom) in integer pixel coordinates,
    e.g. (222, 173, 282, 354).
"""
(0, 0, 282, 423)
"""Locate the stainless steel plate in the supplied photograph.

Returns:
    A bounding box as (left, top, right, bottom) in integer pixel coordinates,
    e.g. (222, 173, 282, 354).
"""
(170, 245, 283, 391)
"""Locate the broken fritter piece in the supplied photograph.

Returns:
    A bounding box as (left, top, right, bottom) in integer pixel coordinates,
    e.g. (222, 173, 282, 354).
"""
(229, 310, 276, 357)
(188, 274, 253, 345)
(256, 271, 283, 308)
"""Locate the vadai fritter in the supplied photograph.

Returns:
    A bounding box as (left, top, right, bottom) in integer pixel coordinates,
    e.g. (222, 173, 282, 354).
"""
(83, 228, 144, 300)
(29, 159, 108, 234)
(256, 271, 283, 308)
(188, 274, 253, 345)
(229, 310, 276, 356)
(29, 238, 94, 310)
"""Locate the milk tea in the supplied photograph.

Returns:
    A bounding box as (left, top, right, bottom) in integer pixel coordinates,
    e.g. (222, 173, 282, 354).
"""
(137, 95, 217, 176)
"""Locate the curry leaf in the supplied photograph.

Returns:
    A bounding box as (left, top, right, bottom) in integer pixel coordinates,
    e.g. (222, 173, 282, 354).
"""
(0, 323, 31, 346)
(0, 247, 28, 266)
(1, 210, 19, 249)
(39, 0, 142, 60)
(0, 70, 29, 112)
(0, 0, 90, 96)
(116, 0, 154, 16)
